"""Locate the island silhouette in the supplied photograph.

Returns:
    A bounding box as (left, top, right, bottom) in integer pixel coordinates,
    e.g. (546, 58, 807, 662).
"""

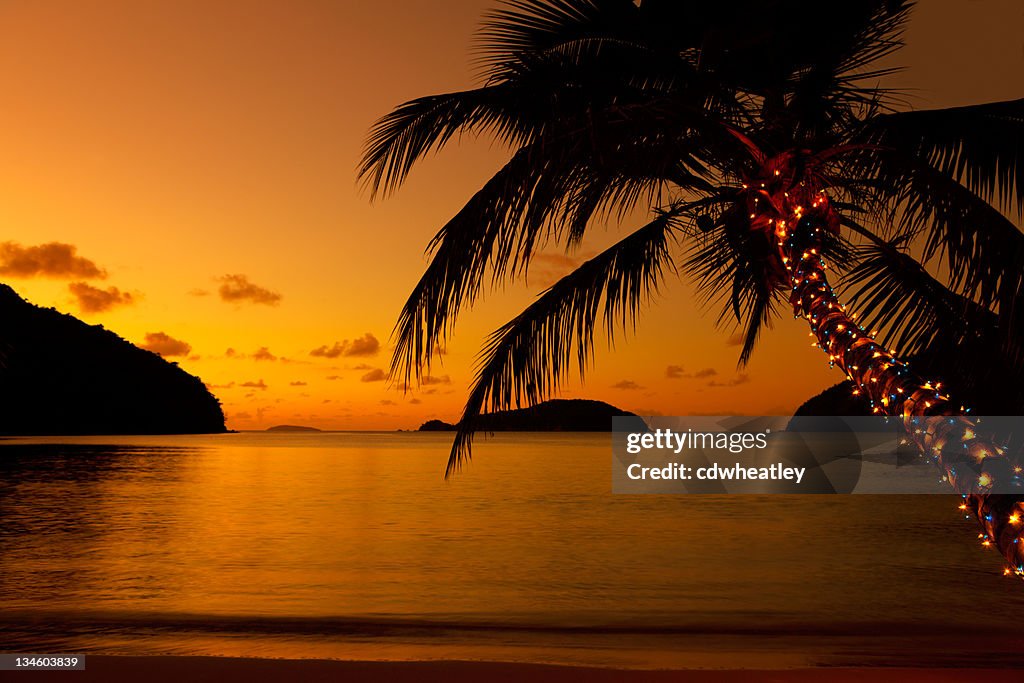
(0, 285, 225, 435)
(418, 399, 640, 432)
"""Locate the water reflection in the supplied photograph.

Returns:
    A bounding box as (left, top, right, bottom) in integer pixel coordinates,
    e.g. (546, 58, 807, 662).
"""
(1, 434, 1023, 668)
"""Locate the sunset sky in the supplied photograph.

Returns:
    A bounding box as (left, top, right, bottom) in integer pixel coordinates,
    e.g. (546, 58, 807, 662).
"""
(0, 0, 1021, 430)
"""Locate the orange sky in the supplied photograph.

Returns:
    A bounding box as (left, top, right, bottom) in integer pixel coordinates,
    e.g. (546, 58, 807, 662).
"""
(0, 0, 1021, 430)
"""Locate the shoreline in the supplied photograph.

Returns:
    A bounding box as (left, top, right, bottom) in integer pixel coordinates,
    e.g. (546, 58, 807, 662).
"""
(11, 657, 1020, 683)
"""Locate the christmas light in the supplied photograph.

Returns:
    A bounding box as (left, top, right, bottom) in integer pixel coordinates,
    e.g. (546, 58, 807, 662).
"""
(741, 150, 1024, 580)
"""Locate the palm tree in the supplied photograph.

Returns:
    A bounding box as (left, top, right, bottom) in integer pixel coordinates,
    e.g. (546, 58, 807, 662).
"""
(360, 1, 1024, 575)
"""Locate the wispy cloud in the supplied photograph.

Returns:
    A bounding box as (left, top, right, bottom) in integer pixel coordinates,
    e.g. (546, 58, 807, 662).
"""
(0, 241, 105, 279)
(217, 274, 281, 306)
(527, 251, 591, 286)
(707, 373, 750, 388)
(140, 331, 192, 357)
(251, 347, 277, 361)
(612, 380, 643, 390)
(69, 282, 134, 313)
(666, 365, 718, 380)
(310, 333, 380, 359)
(360, 368, 387, 382)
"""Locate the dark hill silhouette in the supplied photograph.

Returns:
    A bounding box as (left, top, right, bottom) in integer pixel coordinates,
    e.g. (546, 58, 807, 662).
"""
(0, 284, 225, 435)
(795, 344, 1024, 417)
(266, 425, 322, 432)
(794, 380, 866, 417)
(418, 399, 640, 432)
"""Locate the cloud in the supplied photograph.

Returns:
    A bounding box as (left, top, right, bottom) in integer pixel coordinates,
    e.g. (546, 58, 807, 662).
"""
(241, 380, 268, 390)
(140, 332, 192, 357)
(394, 378, 447, 392)
(380, 399, 396, 406)
(251, 347, 277, 361)
(532, 252, 580, 270)
(612, 380, 643, 390)
(68, 282, 134, 313)
(707, 373, 750, 388)
(409, 398, 422, 405)
(217, 274, 282, 306)
(310, 333, 380, 358)
(189, 288, 210, 297)
(206, 381, 235, 389)
(326, 375, 342, 380)
(351, 363, 375, 370)
(0, 241, 106, 279)
(224, 346, 281, 361)
(528, 251, 590, 286)
(360, 368, 387, 382)
(346, 333, 380, 356)
(726, 333, 744, 347)
(289, 381, 307, 386)
(665, 365, 718, 380)
(309, 343, 345, 358)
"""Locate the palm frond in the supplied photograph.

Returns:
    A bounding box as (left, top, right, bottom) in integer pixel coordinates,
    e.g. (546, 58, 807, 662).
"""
(682, 200, 854, 366)
(476, 0, 641, 72)
(841, 236, 984, 358)
(865, 98, 1024, 216)
(388, 134, 679, 388)
(875, 161, 1024, 326)
(387, 97, 737, 388)
(840, 232, 1024, 410)
(445, 209, 680, 475)
(358, 85, 532, 199)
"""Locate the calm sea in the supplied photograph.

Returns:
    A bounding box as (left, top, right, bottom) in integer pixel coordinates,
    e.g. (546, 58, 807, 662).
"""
(1, 432, 1022, 669)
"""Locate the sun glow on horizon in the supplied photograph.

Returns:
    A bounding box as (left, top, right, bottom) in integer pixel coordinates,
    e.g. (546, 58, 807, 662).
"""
(0, 0, 1019, 430)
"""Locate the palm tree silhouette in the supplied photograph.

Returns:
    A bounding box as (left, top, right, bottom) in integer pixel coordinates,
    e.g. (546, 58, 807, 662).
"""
(360, 1, 1024, 574)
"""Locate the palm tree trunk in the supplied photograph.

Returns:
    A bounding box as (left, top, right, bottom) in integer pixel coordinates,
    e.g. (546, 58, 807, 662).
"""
(747, 162, 1024, 577)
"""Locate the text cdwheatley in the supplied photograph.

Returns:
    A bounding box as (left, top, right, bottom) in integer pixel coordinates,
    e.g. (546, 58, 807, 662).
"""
(627, 462, 805, 484)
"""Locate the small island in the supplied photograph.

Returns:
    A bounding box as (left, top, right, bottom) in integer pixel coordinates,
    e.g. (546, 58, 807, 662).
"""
(418, 399, 640, 432)
(266, 425, 323, 433)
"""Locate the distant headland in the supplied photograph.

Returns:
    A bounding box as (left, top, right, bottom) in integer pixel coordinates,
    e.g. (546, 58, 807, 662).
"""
(0, 284, 226, 435)
(266, 425, 323, 432)
(418, 399, 640, 432)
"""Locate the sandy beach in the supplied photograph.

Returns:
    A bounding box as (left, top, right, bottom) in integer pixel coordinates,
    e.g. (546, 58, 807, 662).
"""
(9, 658, 1017, 683)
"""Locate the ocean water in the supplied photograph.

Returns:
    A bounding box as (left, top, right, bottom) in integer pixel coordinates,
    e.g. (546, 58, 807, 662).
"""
(1, 432, 1023, 669)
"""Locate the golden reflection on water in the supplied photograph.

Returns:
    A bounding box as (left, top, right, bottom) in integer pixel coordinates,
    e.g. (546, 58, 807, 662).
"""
(1, 433, 1023, 667)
